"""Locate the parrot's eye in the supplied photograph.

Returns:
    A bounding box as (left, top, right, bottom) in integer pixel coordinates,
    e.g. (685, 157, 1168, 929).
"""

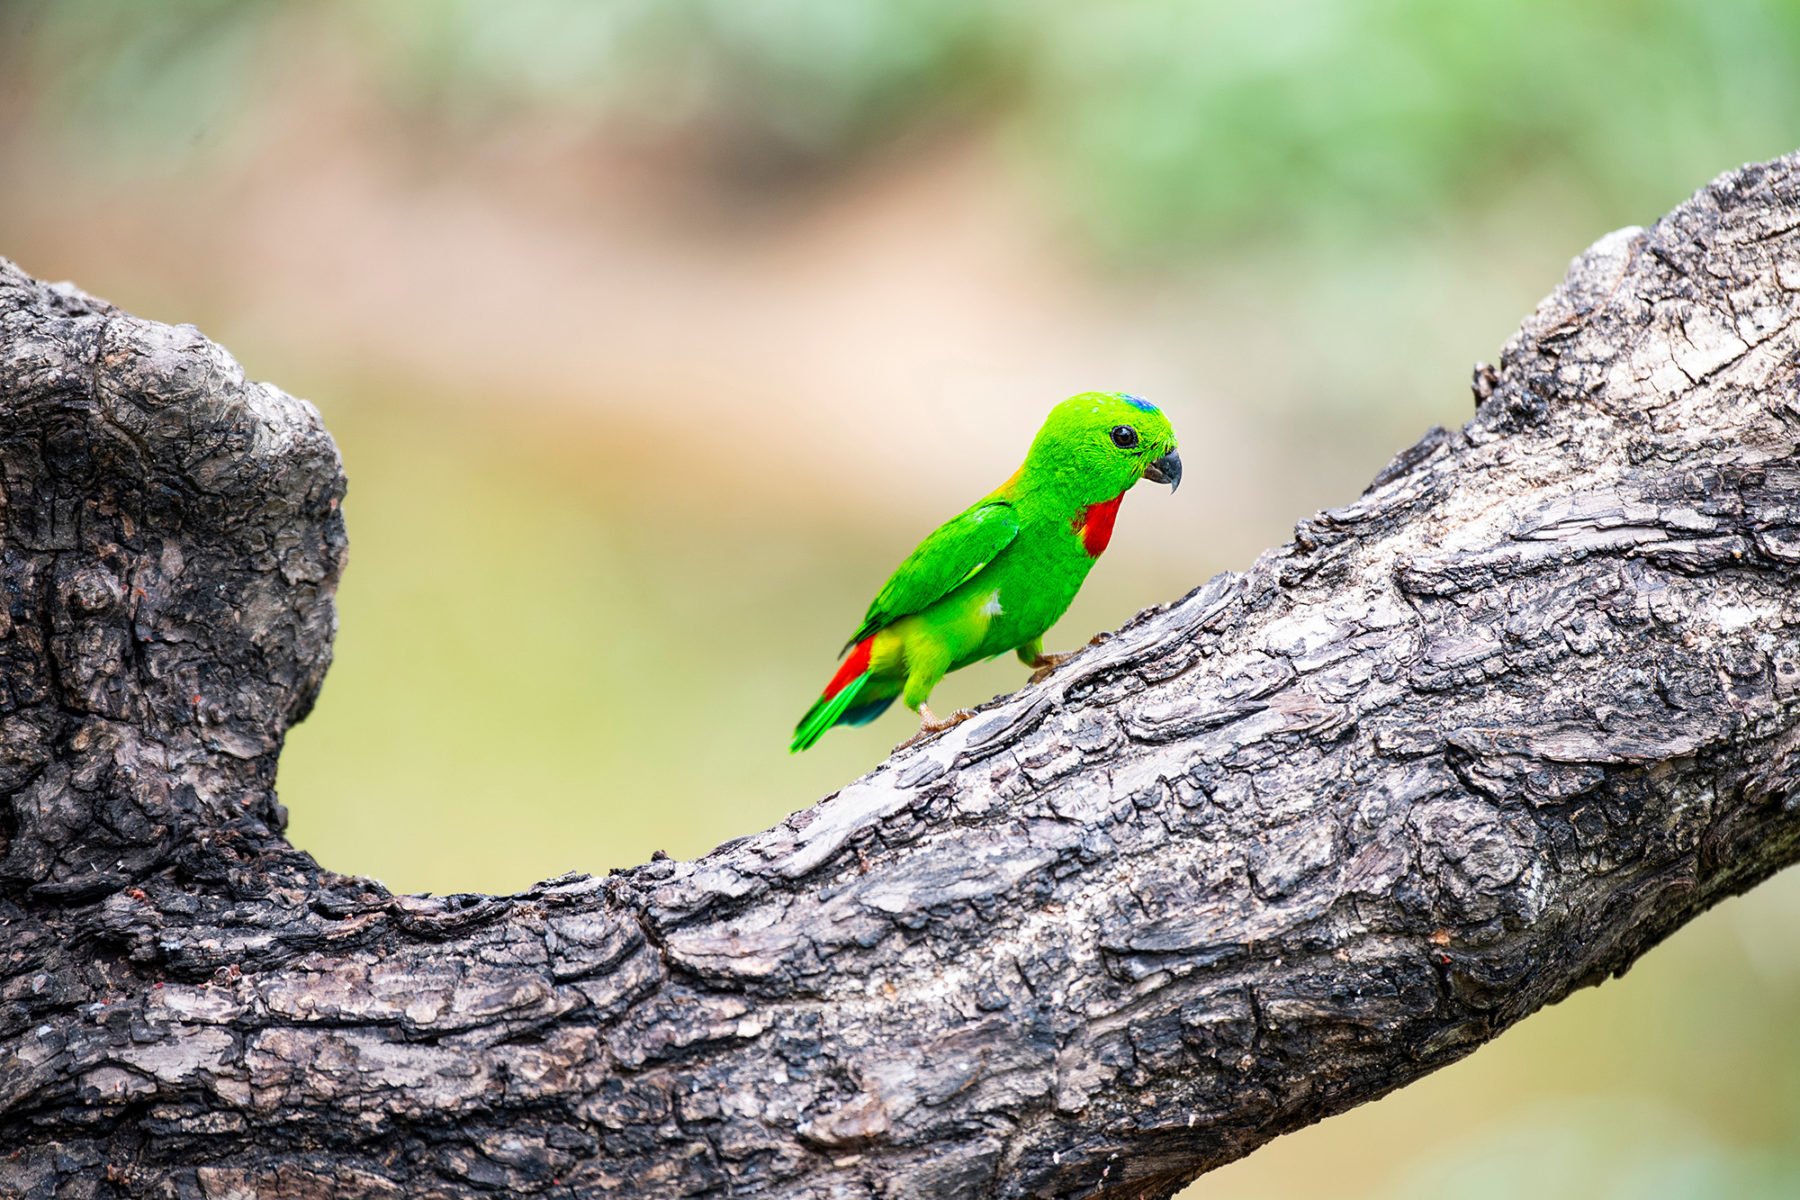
(1109, 425, 1139, 450)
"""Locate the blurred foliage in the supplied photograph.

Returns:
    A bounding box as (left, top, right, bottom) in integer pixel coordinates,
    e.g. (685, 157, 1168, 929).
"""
(1027, 0, 1800, 258)
(7, 0, 1800, 257)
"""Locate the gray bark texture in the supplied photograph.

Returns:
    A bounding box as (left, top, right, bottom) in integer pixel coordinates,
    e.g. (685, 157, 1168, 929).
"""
(4, 150, 1800, 1200)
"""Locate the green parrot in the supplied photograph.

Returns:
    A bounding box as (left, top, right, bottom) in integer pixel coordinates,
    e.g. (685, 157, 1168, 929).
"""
(791, 391, 1181, 752)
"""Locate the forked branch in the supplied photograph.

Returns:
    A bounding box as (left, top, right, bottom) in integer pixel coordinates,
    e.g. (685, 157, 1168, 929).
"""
(3, 152, 1800, 1199)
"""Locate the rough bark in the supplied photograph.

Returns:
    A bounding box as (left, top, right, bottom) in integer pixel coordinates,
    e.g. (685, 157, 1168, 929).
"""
(4, 152, 1800, 1200)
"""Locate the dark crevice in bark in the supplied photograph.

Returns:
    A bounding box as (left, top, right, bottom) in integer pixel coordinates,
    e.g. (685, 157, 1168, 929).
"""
(3, 151, 1800, 1199)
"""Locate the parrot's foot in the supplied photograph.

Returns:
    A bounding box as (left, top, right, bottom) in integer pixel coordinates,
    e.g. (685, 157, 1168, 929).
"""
(1028, 633, 1114, 683)
(896, 704, 975, 750)
(1027, 651, 1075, 685)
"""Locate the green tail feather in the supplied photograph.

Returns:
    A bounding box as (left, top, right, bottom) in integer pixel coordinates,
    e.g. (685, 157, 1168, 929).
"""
(790, 672, 873, 753)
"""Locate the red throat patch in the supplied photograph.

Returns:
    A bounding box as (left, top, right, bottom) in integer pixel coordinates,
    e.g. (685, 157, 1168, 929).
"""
(1076, 493, 1125, 556)
(824, 636, 874, 699)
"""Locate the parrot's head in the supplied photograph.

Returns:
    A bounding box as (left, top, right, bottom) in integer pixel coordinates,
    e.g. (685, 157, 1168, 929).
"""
(1025, 391, 1181, 504)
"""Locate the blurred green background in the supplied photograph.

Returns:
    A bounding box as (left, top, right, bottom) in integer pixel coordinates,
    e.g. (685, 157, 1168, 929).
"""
(3, 2, 1798, 1196)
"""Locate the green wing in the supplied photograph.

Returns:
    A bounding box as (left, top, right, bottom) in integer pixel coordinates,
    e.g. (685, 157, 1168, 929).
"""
(844, 501, 1020, 651)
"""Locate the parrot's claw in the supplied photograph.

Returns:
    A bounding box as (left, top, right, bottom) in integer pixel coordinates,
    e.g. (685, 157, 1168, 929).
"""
(896, 704, 975, 750)
(1027, 650, 1076, 685)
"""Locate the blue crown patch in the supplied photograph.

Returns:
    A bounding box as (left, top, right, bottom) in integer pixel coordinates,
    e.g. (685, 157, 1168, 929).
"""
(1119, 393, 1160, 414)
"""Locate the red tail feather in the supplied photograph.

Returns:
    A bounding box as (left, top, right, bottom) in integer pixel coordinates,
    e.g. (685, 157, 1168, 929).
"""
(824, 636, 874, 699)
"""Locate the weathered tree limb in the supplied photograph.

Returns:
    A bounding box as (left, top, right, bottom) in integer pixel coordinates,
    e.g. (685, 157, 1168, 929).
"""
(3, 152, 1800, 1200)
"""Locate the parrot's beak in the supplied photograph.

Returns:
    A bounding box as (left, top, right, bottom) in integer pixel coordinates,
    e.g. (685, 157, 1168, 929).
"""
(1143, 448, 1182, 492)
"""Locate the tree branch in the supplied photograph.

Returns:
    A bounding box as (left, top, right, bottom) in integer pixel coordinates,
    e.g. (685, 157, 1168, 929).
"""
(4, 151, 1800, 1200)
